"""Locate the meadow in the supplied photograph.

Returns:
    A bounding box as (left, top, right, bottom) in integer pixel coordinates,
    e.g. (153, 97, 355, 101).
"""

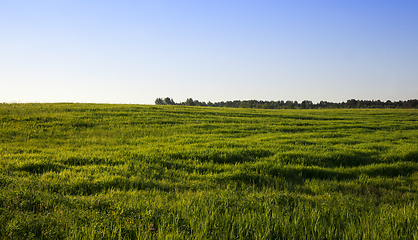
(0, 103, 418, 239)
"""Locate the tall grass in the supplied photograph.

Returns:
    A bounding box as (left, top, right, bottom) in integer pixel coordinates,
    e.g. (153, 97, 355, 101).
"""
(1, 103, 418, 239)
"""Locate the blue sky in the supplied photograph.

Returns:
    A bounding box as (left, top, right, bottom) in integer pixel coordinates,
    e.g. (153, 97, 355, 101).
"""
(1, 0, 417, 104)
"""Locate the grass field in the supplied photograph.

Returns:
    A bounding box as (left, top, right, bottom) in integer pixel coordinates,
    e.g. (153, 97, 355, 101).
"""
(1, 103, 418, 239)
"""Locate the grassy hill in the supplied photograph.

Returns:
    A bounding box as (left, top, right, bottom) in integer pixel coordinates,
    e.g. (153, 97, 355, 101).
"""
(1, 103, 418, 239)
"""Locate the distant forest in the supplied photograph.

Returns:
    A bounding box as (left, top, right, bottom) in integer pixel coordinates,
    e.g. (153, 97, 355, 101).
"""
(155, 97, 418, 109)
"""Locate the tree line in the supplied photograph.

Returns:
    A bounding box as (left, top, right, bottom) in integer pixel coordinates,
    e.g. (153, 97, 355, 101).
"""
(155, 97, 418, 109)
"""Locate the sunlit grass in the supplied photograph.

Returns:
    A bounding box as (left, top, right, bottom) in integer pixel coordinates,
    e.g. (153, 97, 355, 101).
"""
(0, 103, 418, 239)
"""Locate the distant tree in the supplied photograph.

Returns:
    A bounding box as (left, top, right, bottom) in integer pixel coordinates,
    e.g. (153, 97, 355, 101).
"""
(158, 97, 418, 109)
(404, 99, 418, 108)
(155, 97, 176, 105)
(261, 103, 269, 109)
(300, 100, 313, 109)
(155, 98, 165, 105)
(346, 99, 357, 108)
(217, 101, 225, 107)
(284, 101, 294, 109)
(240, 101, 250, 108)
(193, 100, 201, 106)
(185, 98, 195, 106)
(386, 100, 394, 108)
(164, 97, 176, 105)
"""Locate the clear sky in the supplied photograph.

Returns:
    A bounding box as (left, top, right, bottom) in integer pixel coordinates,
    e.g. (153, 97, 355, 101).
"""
(1, 0, 417, 104)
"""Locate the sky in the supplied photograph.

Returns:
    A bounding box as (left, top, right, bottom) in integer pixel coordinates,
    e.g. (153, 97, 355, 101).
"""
(1, 0, 417, 104)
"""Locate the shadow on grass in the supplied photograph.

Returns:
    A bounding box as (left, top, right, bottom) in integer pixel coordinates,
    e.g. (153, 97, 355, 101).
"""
(361, 162, 418, 178)
(18, 162, 66, 174)
(62, 156, 123, 166)
(278, 151, 378, 168)
(266, 162, 418, 182)
(169, 148, 273, 164)
(53, 176, 191, 195)
(278, 150, 418, 168)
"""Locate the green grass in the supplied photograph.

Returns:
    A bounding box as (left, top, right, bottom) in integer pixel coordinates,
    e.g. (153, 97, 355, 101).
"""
(1, 103, 418, 239)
